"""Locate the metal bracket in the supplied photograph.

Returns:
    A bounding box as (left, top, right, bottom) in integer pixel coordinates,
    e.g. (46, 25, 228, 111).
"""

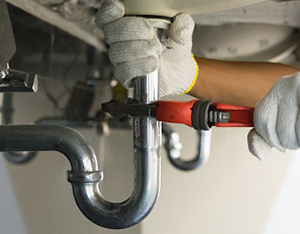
(0, 70, 38, 92)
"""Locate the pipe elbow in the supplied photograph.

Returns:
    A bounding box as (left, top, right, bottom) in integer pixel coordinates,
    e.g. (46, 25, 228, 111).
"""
(67, 132, 161, 229)
(163, 125, 212, 171)
(69, 180, 159, 229)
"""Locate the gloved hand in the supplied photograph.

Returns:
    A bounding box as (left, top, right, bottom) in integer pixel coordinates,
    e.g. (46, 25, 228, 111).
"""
(248, 72, 300, 160)
(94, 0, 198, 97)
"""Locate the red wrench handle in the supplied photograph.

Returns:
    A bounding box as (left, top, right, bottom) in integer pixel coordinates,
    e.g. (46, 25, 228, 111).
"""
(156, 100, 254, 129)
(156, 100, 196, 127)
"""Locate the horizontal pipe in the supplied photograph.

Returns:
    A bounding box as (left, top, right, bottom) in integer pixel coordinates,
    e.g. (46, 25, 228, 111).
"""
(0, 125, 97, 172)
(0, 124, 159, 229)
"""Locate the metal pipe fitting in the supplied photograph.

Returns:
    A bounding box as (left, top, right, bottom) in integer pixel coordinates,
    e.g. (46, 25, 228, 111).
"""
(0, 63, 9, 79)
(3, 150, 37, 165)
(0, 69, 38, 93)
(163, 124, 212, 171)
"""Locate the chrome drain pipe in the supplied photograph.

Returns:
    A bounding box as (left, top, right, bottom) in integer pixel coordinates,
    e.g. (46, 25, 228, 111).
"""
(70, 59, 163, 227)
(71, 25, 166, 228)
(0, 124, 157, 229)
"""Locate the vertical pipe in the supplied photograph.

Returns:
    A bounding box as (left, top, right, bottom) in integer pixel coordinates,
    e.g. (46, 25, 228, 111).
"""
(2, 93, 13, 124)
(66, 26, 169, 229)
(131, 27, 166, 217)
(132, 70, 161, 214)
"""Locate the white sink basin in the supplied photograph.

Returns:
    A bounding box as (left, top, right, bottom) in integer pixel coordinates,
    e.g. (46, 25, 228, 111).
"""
(124, 0, 265, 17)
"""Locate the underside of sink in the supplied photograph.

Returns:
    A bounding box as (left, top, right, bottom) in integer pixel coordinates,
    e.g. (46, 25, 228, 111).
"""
(124, 0, 265, 17)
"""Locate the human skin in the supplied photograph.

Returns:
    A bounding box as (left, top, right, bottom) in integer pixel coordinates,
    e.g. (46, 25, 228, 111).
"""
(188, 57, 299, 108)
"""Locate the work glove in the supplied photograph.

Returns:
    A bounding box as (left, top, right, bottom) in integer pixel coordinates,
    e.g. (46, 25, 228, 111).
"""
(248, 72, 300, 160)
(94, 0, 198, 97)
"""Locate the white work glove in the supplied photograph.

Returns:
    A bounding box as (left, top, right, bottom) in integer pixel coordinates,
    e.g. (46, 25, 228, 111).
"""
(94, 0, 198, 97)
(248, 72, 300, 160)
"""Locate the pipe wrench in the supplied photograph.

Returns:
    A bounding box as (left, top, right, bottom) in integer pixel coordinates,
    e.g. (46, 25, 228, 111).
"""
(102, 99, 254, 131)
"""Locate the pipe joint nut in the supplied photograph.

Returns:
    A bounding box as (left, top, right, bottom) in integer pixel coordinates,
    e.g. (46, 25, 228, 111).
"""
(68, 171, 103, 183)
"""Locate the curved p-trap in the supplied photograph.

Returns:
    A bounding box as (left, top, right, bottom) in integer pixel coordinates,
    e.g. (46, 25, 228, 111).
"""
(0, 122, 160, 229)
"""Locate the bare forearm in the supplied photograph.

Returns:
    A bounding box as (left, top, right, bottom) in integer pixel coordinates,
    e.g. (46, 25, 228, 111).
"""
(189, 57, 299, 107)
